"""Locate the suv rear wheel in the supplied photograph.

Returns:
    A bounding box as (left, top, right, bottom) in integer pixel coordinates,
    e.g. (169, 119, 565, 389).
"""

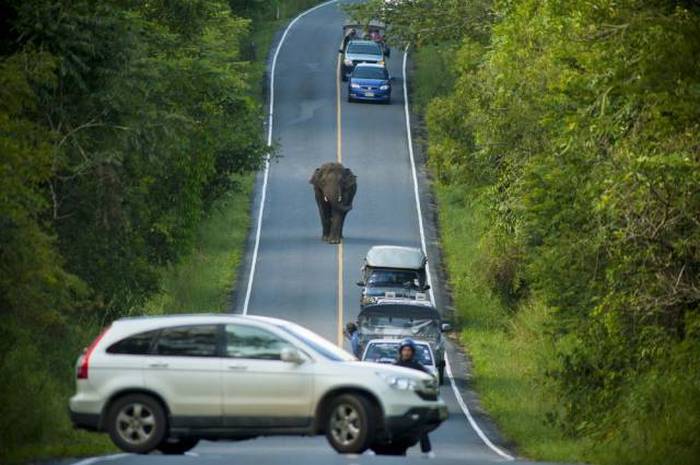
(325, 394, 375, 454)
(106, 394, 167, 453)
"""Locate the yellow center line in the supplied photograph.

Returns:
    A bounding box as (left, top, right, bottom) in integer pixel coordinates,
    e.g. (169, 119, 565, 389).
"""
(336, 41, 344, 347)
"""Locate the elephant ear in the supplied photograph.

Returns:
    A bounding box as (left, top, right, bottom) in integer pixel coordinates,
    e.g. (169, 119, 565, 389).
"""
(309, 168, 321, 184)
(342, 168, 357, 187)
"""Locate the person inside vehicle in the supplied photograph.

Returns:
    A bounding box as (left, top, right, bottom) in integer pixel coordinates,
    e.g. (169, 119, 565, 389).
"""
(345, 321, 361, 358)
(395, 338, 435, 458)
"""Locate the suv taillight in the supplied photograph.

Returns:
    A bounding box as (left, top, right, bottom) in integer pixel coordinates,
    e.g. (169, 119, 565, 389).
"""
(77, 326, 110, 379)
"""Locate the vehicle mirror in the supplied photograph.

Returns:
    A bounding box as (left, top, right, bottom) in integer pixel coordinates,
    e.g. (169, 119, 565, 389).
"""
(356, 281, 364, 287)
(280, 347, 305, 364)
(441, 323, 452, 333)
(423, 284, 431, 290)
(339, 48, 344, 54)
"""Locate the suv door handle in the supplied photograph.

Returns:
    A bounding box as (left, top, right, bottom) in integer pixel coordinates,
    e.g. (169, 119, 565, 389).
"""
(227, 364, 248, 371)
(148, 362, 169, 368)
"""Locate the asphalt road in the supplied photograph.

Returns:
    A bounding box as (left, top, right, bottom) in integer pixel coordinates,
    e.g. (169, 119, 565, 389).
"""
(60, 2, 561, 465)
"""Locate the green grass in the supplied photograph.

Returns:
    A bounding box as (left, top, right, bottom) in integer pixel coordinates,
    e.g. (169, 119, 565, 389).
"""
(434, 182, 590, 462)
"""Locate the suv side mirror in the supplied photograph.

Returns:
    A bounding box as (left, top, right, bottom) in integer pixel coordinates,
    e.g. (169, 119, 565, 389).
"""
(339, 48, 344, 54)
(281, 347, 305, 364)
(356, 281, 364, 287)
(423, 284, 431, 291)
(441, 323, 452, 332)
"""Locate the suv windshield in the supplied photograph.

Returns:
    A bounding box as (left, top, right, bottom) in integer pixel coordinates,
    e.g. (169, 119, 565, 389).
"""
(353, 66, 387, 80)
(364, 342, 433, 365)
(278, 323, 355, 362)
(347, 43, 382, 55)
(368, 269, 420, 287)
(360, 317, 440, 338)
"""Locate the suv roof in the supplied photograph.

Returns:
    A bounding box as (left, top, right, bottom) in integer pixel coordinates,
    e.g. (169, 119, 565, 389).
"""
(365, 246, 427, 269)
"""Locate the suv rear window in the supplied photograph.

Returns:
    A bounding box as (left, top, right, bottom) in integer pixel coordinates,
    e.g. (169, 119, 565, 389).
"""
(154, 325, 219, 357)
(106, 330, 158, 355)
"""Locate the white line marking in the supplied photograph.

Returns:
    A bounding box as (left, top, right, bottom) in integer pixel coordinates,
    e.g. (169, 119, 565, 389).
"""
(401, 45, 516, 462)
(71, 453, 129, 465)
(243, 0, 339, 315)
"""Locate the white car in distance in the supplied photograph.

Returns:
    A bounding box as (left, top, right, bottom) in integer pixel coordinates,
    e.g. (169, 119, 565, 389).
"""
(69, 314, 447, 455)
(361, 339, 438, 379)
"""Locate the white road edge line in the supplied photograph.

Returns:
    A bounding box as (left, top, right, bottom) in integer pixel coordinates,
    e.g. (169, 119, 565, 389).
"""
(71, 453, 129, 465)
(401, 45, 516, 462)
(243, 0, 339, 315)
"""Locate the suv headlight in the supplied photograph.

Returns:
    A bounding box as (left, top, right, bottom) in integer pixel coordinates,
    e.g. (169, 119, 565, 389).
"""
(350, 83, 361, 89)
(380, 84, 390, 90)
(377, 372, 418, 391)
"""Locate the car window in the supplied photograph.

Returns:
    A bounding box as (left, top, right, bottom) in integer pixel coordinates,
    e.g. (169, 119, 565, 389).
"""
(368, 269, 419, 287)
(352, 67, 388, 80)
(107, 330, 159, 355)
(347, 43, 382, 55)
(225, 324, 293, 360)
(154, 325, 218, 357)
(364, 342, 433, 365)
(277, 323, 355, 362)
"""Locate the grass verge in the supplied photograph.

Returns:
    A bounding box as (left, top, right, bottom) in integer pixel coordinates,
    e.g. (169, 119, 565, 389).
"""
(411, 48, 591, 462)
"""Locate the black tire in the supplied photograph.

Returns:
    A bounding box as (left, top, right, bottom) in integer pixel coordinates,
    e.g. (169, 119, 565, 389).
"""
(341, 74, 348, 82)
(384, 97, 392, 105)
(438, 363, 445, 385)
(347, 95, 353, 103)
(157, 437, 199, 455)
(325, 394, 376, 454)
(371, 441, 412, 456)
(106, 394, 167, 454)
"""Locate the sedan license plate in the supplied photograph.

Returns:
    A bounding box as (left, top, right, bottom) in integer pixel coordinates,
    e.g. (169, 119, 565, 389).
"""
(364, 92, 375, 97)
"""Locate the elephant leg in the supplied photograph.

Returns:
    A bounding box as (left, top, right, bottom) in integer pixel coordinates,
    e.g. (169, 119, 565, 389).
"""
(329, 211, 343, 244)
(339, 210, 349, 239)
(314, 189, 331, 241)
(321, 204, 331, 241)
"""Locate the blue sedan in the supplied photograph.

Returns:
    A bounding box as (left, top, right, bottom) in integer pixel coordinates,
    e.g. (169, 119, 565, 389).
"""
(347, 63, 391, 104)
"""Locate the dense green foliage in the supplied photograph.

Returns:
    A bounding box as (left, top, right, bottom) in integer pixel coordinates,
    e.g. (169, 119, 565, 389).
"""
(358, 0, 700, 463)
(0, 0, 324, 460)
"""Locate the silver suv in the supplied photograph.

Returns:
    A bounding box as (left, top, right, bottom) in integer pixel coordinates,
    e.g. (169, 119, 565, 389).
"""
(69, 314, 447, 455)
(340, 40, 385, 81)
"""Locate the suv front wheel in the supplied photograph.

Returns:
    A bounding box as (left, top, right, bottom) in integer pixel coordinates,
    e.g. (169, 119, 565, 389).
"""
(106, 394, 167, 453)
(325, 394, 376, 454)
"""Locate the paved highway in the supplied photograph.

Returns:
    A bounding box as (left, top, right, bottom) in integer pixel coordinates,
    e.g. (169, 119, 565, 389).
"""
(61, 2, 560, 464)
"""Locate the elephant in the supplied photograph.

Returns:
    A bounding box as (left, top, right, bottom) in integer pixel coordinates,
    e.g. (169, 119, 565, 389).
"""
(310, 162, 357, 244)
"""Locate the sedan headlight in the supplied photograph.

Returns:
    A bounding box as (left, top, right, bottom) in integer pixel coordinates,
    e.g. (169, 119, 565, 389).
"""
(377, 372, 418, 391)
(380, 84, 390, 90)
(344, 58, 353, 66)
(378, 60, 385, 65)
(350, 83, 361, 89)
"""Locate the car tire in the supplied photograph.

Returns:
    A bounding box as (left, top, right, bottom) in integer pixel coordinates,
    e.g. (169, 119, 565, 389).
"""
(438, 364, 445, 385)
(157, 437, 199, 454)
(371, 440, 414, 456)
(325, 394, 375, 454)
(384, 97, 391, 105)
(341, 74, 348, 82)
(348, 95, 354, 103)
(106, 394, 167, 454)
